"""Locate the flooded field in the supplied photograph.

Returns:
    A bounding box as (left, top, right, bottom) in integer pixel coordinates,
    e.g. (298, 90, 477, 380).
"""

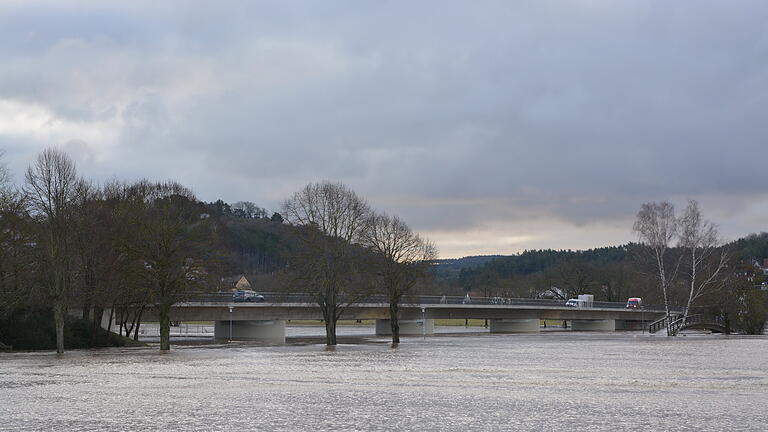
(1, 329, 766, 431)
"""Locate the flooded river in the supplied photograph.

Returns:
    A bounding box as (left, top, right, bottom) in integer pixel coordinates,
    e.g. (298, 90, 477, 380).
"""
(1, 329, 766, 431)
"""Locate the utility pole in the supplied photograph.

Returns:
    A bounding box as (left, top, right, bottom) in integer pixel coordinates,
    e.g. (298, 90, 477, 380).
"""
(421, 307, 426, 340)
(228, 306, 233, 342)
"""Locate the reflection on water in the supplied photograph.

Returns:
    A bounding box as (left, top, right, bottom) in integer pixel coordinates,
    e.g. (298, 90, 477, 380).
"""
(134, 322, 485, 342)
(1, 330, 766, 431)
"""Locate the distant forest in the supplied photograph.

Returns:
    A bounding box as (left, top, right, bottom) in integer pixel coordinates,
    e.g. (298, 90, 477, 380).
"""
(214, 203, 768, 305)
(444, 233, 768, 304)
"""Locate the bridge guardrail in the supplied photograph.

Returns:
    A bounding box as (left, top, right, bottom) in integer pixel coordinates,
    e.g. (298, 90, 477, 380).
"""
(181, 292, 665, 311)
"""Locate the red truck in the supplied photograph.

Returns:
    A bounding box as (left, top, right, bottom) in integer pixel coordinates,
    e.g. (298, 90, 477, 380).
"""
(626, 297, 642, 308)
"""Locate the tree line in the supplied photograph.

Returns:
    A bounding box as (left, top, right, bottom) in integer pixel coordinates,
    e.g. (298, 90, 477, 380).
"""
(3, 148, 764, 352)
(1, 149, 229, 352)
(0, 149, 437, 352)
(454, 202, 767, 335)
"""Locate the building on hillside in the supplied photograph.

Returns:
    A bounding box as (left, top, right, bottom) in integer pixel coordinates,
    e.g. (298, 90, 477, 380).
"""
(235, 275, 251, 289)
(221, 275, 252, 291)
(752, 259, 768, 276)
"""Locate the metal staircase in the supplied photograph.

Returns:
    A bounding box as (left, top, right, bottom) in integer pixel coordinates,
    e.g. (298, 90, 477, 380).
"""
(649, 314, 675, 334)
(649, 314, 725, 335)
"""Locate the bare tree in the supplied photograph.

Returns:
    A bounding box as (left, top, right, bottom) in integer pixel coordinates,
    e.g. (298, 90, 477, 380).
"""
(361, 212, 437, 344)
(232, 201, 267, 219)
(633, 201, 680, 335)
(282, 181, 372, 345)
(678, 200, 729, 325)
(0, 150, 11, 204)
(595, 261, 633, 302)
(24, 148, 80, 353)
(70, 180, 99, 323)
(0, 152, 34, 320)
(64, 180, 141, 337)
(126, 181, 214, 351)
(544, 260, 596, 300)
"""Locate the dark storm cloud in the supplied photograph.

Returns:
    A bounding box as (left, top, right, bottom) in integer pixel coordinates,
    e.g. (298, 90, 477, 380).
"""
(1, 1, 767, 256)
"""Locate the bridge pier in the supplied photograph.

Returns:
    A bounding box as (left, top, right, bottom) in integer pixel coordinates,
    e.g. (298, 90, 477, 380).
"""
(214, 320, 285, 343)
(375, 319, 434, 336)
(489, 318, 541, 333)
(571, 319, 615, 331)
(615, 320, 645, 330)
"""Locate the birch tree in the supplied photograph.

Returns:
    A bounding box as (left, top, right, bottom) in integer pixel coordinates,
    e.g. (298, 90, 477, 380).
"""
(361, 212, 437, 344)
(633, 201, 680, 335)
(678, 200, 729, 324)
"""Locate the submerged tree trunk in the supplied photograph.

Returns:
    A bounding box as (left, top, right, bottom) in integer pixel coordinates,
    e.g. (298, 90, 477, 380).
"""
(389, 301, 400, 345)
(133, 306, 145, 341)
(322, 300, 338, 346)
(159, 303, 171, 351)
(120, 309, 128, 337)
(53, 301, 66, 354)
(116, 305, 125, 336)
(663, 289, 673, 336)
(321, 281, 340, 346)
(324, 317, 337, 345)
(89, 306, 104, 344)
(124, 310, 136, 340)
(92, 306, 104, 331)
(107, 305, 114, 333)
(656, 251, 674, 336)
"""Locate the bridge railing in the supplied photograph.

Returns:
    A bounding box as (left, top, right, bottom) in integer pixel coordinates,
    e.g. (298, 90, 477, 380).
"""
(182, 291, 664, 311)
(185, 292, 235, 303)
(649, 313, 726, 334)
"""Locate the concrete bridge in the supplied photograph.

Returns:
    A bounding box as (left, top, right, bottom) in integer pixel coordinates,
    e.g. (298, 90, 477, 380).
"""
(140, 294, 666, 343)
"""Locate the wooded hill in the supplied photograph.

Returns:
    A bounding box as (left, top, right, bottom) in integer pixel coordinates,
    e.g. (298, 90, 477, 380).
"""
(455, 246, 628, 283)
(212, 207, 768, 300)
(446, 233, 768, 302)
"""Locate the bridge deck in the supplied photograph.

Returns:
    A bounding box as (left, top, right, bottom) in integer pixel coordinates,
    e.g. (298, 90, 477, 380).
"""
(147, 301, 667, 322)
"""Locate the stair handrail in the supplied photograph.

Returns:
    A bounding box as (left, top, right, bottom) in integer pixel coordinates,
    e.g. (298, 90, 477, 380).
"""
(649, 315, 668, 334)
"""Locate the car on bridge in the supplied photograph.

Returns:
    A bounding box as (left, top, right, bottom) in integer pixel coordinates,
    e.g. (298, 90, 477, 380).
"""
(625, 297, 642, 308)
(233, 290, 265, 303)
(565, 298, 579, 307)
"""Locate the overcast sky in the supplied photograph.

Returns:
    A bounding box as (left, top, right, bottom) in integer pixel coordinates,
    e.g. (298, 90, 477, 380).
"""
(1, 1, 767, 258)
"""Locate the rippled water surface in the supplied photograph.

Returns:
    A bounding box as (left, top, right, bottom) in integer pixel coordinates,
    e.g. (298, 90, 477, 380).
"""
(1, 329, 766, 431)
